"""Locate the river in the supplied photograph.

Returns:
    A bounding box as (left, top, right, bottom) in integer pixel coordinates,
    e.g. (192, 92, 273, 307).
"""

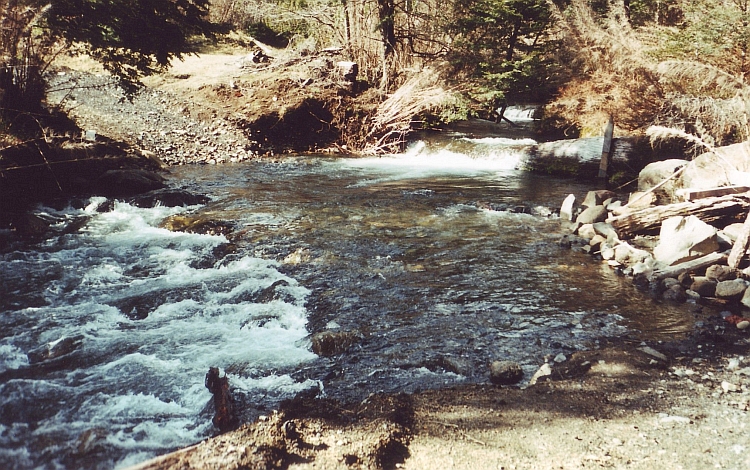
(0, 131, 705, 469)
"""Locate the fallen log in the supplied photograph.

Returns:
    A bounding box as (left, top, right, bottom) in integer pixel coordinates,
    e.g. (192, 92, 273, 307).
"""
(608, 194, 750, 238)
(651, 252, 727, 281)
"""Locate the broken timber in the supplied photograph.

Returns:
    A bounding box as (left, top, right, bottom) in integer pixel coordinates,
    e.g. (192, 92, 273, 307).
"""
(608, 193, 750, 238)
(652, 252, 727, 281)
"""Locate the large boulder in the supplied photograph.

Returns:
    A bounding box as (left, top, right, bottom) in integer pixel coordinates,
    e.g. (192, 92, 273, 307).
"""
(637, 159, 688, 202)
(653, 216, 719, 266)
(715, 279, 747, 301)
(677, 141, 750, 192)
(576, 205, 608, 225)
(94, 169, 165, 197)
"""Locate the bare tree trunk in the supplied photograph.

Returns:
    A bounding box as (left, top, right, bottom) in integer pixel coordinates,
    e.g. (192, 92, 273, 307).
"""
(342, 0, 351, 51)
(376, 0, 396, 91)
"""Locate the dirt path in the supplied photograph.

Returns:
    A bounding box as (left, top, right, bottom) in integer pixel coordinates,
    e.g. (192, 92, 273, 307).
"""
(51, 51, 750, 470)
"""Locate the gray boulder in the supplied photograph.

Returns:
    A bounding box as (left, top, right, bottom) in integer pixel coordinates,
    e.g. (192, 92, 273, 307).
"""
(638, 159, 688, 202)
(715, 279, 747, 301)
(653, 216, 719, 266)
(690, 277, 717, 297)
(678, 142, 750, 191)
(582, 190, 617, 208)
(705, 265, 735, 282)
(576, 205, 608, 225)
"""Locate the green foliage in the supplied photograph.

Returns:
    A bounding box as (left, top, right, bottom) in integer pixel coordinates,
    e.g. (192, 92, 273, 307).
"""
(44, 0, 216, 89)
(662, 0, 750, 79)
(246, 21, 292, 48)
(446, 0, 559, 112)
(628, 0, 683, 26)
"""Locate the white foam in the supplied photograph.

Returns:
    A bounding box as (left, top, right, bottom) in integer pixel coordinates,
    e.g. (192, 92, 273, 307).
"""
(462, 137, 537, 146)
(335, 139, 533, 184)
(0, 344, 29, 372)
(0, 198, 318, 467)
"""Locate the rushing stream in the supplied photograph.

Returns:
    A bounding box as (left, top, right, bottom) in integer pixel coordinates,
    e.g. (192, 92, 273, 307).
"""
(0, 129, 707, 469)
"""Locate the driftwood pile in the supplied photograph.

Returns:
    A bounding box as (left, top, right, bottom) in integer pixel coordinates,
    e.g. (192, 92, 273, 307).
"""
(563, 184, 750, 323)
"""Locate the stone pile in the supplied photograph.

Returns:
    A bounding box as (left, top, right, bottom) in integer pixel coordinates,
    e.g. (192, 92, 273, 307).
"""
(560, 151, 750, 325)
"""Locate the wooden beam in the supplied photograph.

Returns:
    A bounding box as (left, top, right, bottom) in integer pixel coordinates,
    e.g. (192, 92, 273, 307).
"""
(652, 252, 727, 281)
(598, 115, 614, 180)
(609, 194, 750, 238)
(678, 186, 750, 201)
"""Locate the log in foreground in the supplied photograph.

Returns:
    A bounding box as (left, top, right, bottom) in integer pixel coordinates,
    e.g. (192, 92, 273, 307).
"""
(651, 253, 728, 281)
(609, 194, 750, 238)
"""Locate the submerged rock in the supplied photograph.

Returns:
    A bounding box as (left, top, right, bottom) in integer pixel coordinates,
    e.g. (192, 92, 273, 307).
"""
(311, 330, 360, 357)
(94, 169, 166, 197)
(27, 335, 84, 364)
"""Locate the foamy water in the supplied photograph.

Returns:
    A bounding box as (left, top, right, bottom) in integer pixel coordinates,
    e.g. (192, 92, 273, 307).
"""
(0, 200, 317, 469)
(337, 137, 536, 185)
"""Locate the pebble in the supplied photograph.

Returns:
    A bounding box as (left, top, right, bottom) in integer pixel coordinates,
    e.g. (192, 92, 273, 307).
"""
(721, 381, 740, 393)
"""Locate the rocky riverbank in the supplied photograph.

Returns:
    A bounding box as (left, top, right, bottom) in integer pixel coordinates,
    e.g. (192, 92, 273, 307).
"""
(561, 141, 750, 324)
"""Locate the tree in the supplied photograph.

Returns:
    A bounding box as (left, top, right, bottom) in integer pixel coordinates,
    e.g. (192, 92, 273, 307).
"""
(446, 0, 557, 113)
(664, 0, 750, 81)
(0, 0, 214, 122)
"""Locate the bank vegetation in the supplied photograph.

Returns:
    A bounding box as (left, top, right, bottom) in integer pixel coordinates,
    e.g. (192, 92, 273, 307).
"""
(1, 0, 749, 156)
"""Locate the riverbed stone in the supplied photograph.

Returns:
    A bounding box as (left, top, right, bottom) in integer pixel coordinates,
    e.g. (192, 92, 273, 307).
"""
(715, 279, 747, 301)
(577, 224, 597, 240)
(740, 288, 750, 309)
(690, 277, 718, 297)
(706, 265, 735, 282)
(600, 241, 616, 260)
(576, 205, 608, 225)
(311, 330, 359, 356)
(560, 194, 576, 222)
(490, 360, 524, 385)
(653, 216, 719, 266)
(582, 190, 617, 208)
(94, 169, 166, 197)
(663, 284, 687, 302)
(589, 234, 606, 250)
(593, 222, 618, 241)
(614, 243, 651, 266)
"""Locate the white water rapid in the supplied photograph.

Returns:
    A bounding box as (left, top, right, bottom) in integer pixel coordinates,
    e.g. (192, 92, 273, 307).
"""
(0, 200, 318, 469)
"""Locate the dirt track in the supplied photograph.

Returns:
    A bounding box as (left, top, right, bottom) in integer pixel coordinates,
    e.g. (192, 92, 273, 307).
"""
(52, 50, 750, 470)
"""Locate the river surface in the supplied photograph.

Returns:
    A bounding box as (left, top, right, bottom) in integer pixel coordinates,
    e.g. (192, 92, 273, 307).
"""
(0, 132, 705, 469)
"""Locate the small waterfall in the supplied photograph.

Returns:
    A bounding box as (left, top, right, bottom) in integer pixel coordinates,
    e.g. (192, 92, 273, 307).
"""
(499, 105, 541, 122)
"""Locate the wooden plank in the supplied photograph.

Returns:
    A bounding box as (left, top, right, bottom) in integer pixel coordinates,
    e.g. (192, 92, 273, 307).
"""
(728, 209, 750, 269)
(679, 186, 750, 201)
(598, 116, 614, 179)
(652, 252, 727, 281)
(608, 194, 750, 238)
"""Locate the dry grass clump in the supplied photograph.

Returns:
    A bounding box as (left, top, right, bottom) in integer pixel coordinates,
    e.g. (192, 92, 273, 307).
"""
(360, 68, 450, 154)
(544, 0, 663, 135)
(546, 0, 750, 151)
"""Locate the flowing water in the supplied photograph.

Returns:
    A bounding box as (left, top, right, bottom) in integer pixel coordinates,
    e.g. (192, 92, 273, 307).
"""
(0, 129, 707, 469)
